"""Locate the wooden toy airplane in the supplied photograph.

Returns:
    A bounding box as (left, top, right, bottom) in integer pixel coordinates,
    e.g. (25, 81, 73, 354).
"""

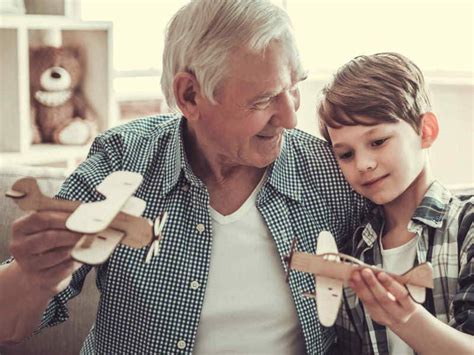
(285, 231, 434, 327)
(6, 171, 165, 265)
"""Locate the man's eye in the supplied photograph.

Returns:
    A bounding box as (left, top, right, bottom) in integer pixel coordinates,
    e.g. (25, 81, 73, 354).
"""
(338, 151, 353, 160)
(371, 138, 388, 147)
(251, 99, 271, 110)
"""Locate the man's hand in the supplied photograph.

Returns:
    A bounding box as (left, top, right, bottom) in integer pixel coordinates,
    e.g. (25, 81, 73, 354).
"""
(10, 211, 84, 296)
(349, 268, 420, 326)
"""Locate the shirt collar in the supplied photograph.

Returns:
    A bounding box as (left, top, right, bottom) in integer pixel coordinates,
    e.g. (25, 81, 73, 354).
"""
(160, 116, 204, 196)
(161, 118, 302, 201)
(410, 180, 452, 229)
(360, 206, 385, 247)
(359, 181, 451, 247)
(264, 130, 302, 202)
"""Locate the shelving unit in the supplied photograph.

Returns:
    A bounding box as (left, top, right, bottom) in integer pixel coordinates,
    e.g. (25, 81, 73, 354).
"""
(0, 8, 114, 168)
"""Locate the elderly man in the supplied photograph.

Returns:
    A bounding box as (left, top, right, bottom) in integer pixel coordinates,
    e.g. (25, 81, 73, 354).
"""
(0, 0, 367, 353)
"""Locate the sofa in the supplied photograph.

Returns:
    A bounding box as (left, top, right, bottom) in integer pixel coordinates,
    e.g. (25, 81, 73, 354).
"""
(0, 165, 99, 355)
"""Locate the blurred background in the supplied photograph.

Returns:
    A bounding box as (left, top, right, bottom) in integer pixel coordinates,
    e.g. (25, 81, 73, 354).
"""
(0, 0, 473, 187)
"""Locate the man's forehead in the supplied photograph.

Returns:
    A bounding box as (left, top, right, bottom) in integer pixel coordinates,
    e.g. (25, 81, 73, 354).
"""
(226, 46, 304, 83)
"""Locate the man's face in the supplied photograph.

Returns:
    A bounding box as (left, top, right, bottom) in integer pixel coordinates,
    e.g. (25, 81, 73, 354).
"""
(194, 41, 305, 168)
(328, 119, 426, 205)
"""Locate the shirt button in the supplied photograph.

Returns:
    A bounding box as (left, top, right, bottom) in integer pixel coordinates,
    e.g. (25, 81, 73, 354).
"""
(196, 223, 205, 233)
(190, 280, 200, 290)
(177, 339, 187, 350)
(181, 184, 190, 192)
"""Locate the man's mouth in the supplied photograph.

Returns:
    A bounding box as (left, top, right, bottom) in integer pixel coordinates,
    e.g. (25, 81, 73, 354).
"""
(361, 174, 389, 187)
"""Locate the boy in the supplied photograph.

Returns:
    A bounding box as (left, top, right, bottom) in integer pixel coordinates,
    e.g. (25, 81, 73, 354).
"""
(317, 52, 473, 354)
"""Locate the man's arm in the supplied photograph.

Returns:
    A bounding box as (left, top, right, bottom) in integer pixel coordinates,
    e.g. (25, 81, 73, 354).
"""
(0, 211, 82, 344)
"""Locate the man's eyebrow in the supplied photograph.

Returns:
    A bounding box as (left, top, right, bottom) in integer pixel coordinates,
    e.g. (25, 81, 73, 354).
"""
(249, 90, 279, 103)
(296, 71, 309, 82)
(248, 73, 308, 104)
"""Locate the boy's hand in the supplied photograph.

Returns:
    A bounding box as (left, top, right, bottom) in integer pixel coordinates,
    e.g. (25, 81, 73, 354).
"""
(349, 268, 420, 326)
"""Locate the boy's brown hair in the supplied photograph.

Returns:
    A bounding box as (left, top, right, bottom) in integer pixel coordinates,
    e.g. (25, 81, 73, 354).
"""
(318, 52, 432, 142)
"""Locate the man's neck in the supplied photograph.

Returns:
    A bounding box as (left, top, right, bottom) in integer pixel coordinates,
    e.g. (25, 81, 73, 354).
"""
(183, 121, 267, 215)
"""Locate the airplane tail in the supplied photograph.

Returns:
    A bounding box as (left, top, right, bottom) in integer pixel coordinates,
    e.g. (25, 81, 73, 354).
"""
(402, 262, 434, 289)
(402, 262, 434, 303)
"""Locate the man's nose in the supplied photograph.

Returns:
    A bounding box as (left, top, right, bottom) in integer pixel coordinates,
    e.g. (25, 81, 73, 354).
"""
(271, 89, 299, 130)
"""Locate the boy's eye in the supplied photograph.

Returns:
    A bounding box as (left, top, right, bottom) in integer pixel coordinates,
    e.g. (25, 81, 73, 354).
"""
(338, 151, 353, 160)
(371, 138, 388, 147)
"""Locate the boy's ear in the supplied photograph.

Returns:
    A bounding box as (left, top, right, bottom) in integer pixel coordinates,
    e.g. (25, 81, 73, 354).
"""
(420, 112, 439, 148)
(173, 72, 201, 121)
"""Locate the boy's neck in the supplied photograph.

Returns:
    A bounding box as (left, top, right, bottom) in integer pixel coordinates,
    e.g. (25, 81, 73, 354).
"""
(382, 166, 434, 245)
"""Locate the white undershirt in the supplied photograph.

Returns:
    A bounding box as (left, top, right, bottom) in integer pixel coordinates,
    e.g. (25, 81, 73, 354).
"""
(380, 237, 418, 355)
(193, 178, 305, 355)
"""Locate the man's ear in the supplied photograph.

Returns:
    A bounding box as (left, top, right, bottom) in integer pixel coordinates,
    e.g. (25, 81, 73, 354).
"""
(173, 72, 201, 120)
(420, 112, 439, 148)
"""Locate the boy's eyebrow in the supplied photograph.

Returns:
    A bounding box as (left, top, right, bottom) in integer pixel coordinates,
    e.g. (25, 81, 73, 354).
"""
(331, 126, 384, 149)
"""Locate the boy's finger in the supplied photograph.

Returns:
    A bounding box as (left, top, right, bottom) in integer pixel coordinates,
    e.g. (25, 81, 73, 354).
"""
(351, 270, 379, 305)
(377, 272, 414, 310)
(350, 270, 396, 324)
(361, 269, 402, 308)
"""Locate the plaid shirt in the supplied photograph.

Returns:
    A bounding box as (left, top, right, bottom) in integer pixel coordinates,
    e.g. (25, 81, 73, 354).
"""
(333, 181, 474, 355)
(32, 114, 367, 354)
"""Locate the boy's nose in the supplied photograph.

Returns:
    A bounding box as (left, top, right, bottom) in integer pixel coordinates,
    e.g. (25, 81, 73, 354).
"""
(356, 156, 377, 172)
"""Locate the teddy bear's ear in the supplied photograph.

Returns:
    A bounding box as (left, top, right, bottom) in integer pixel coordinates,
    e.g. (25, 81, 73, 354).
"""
(66, 46, 82, 60)
(29, 46, 37, 59)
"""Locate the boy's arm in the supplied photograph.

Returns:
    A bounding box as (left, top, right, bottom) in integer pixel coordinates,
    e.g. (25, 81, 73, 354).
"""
(451, 205, 474, 333)
(350, 269, 474, 354)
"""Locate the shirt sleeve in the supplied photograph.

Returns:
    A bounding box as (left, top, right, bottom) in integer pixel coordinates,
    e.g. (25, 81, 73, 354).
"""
(450, 201, 474, 335)
(38, 134, 120, 331)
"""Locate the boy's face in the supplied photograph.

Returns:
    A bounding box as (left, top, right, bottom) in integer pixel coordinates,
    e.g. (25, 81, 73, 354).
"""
(327, 118, 427, 205)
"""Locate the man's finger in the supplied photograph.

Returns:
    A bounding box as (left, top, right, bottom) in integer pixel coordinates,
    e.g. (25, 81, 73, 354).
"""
(22, 230, 83, 255)
(12, 211, 71, 236)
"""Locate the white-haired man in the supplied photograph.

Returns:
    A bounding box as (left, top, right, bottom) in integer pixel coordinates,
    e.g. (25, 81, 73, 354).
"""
(0, 1, 367, 353)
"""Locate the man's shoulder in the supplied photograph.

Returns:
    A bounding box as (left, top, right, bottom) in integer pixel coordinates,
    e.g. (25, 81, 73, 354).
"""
(286, 129, 337, 165)
(287, 128, 331, 150)
(98, 113, 180, 143)
(285, 128, 346, 182)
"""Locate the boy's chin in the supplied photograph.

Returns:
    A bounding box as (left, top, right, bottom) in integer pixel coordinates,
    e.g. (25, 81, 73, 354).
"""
(360, 191, 399, 206)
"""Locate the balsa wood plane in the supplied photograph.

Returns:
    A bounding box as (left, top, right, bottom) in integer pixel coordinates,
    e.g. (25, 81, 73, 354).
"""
(5, 171, 160, 265)
(285, 231, 434, 327)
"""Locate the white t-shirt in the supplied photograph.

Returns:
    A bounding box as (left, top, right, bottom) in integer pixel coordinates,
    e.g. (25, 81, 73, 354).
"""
(380, 236, 418, 355)
(193, 178, 305, 355)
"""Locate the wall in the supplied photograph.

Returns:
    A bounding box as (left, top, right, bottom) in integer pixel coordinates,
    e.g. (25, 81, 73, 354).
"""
(296, 77, 474, 187)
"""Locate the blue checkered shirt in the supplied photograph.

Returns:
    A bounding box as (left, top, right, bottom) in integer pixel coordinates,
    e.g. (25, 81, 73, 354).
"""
(333, 181, 474, 354)
(37, 114, 367, 354)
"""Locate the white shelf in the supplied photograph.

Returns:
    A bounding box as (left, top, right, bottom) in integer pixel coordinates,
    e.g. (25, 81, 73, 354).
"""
(0, 12, 114, 168)
(0, 143, 92, 170)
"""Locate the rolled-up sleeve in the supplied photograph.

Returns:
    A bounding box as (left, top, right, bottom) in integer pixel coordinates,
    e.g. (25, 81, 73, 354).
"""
(451, 204, 474, 335)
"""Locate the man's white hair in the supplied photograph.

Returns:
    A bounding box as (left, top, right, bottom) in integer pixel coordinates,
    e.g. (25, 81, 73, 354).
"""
(161, 0, 300, 111)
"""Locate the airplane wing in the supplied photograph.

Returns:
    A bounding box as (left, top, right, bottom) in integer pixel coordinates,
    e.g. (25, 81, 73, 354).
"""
(315, 231, 343, 327)
(71, 195, 147, 265)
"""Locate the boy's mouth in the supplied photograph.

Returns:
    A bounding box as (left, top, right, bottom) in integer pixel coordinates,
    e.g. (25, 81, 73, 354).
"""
(361, 174, 389, 187)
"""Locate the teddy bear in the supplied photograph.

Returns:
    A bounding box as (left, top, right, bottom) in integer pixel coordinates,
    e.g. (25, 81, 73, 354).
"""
(29, 46, 98, 145)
